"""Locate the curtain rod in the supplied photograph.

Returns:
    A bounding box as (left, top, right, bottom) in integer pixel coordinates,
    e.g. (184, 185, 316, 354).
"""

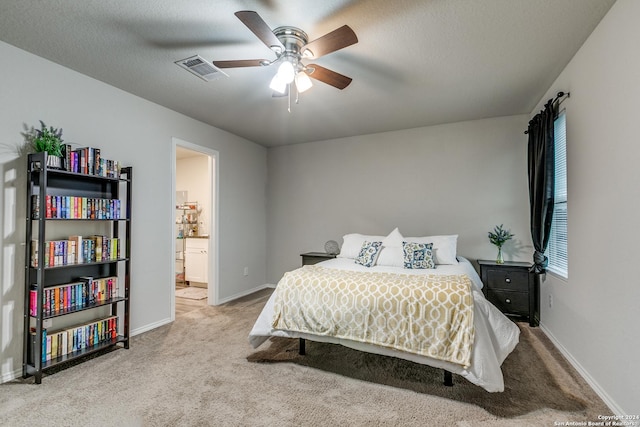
(524, 91, 570, 134)
(552, 91, 570, 104)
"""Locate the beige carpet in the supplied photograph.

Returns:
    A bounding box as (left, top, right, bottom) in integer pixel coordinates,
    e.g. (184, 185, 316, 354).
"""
(175, 286, 207, 300)
(0, 289, 611, 426)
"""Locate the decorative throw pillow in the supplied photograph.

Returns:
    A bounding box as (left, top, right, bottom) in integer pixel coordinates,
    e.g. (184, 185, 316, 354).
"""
(354, 241, 383, 267)
(405, 235, 458, 264)
(403, 241, 435, 269)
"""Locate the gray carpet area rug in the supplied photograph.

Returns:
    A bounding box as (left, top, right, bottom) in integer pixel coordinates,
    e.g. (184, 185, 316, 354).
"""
(0, 288, 611, 427)
(175, 286, 208, 300)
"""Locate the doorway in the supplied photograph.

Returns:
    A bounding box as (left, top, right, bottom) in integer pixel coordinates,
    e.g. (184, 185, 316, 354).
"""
(171, 138, 218, 320)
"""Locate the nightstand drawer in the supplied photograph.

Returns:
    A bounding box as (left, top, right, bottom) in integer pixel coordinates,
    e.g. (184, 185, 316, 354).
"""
(300, 252, 337, 266)
(478, 259, 538, 327)
(486, 269, 529, 292)
(487, 289, 529, 317)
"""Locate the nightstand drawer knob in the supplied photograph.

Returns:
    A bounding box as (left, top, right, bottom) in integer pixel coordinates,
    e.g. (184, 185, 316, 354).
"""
(505, 278, 511, 283)
(505, 298, 511, 304)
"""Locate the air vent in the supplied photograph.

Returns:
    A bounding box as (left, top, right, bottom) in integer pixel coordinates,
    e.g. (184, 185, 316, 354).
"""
(175, 55, 228, 82)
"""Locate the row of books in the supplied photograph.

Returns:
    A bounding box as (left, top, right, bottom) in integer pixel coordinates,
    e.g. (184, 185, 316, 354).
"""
(30, 276, 119, 316)
(31, 195, 122, 220)
(31, 315, 118, 363)
(30, 235, 120, 268)
(61, 145, 122, 178)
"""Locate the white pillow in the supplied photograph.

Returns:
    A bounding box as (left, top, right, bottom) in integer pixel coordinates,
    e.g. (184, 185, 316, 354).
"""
(338, 228, 404, 262)
(338, 233, 385, 259)
(376, 227, 405, 267)
(404, 235, 458, 265)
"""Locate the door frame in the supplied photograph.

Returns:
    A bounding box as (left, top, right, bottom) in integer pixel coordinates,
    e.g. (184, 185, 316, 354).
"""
(171, 138, 219, 319)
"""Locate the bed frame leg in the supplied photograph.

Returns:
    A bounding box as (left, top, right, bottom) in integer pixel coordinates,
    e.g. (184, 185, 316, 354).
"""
(443, 370, 453, 387)
(299, 338, 306, 356)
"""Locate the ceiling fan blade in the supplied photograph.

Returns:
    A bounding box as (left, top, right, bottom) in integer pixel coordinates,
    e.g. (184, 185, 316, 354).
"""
(302, 25, 358, 59)
(212, 59, 268, 68)
(305, 64, 353, 89)
(235, 11, 284, 52)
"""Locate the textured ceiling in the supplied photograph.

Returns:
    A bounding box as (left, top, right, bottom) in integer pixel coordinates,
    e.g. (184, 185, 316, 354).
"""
(0, 0, 616, 147)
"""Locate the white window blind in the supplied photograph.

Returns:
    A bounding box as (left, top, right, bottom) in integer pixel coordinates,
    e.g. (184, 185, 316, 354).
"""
(547, 111, 568, 277)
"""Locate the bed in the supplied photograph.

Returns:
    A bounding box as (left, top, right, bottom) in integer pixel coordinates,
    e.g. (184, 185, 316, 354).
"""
(248, 230, 520, 392)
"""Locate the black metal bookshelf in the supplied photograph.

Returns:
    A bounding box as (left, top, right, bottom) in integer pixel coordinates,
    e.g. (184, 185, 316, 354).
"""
(23, 151, 132, 383)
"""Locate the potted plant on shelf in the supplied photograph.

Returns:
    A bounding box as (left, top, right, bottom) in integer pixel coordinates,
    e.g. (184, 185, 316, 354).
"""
(24, 120, 65, 169)
(488, 224, 514, 264)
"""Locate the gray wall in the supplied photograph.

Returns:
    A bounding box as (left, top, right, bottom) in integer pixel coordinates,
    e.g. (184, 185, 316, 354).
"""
(532, 0, 640, 415)
(0, 41, 267, 382)
(266, 114, 531, 283)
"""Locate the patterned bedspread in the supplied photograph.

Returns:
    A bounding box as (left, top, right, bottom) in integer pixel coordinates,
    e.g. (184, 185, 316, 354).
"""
(271, 265, 475, 367)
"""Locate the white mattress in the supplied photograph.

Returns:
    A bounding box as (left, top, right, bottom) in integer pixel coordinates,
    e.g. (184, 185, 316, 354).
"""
(248, 257, 520, 392)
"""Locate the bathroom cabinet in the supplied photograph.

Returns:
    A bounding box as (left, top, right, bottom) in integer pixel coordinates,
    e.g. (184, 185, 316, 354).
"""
(185, 238, 208, 284)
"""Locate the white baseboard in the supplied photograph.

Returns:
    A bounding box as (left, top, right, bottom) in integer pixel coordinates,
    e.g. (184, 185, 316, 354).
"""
(216, 283, 274, 305)
(1, 367, 23, 384)
(131, 317, 172, 336)
(540, 323, 625, 415)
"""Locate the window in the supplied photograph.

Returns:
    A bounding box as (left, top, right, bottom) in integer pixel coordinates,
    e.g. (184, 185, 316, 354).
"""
(546, 111, 568, 278)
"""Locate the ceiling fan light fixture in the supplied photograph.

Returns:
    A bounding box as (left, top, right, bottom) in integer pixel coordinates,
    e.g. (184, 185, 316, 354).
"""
(213, 11, 358, 102)
(276, 60, 295, 84)
(295, 71, 313, 93)
(269, 74, 287, 94)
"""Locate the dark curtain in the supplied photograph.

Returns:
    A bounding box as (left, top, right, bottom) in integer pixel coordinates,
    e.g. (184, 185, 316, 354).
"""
(527, 99, 555, 273)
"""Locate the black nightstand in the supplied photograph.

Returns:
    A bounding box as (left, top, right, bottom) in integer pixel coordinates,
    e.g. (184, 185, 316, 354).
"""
(300, 252, 337, 266)
(478, 260, 539, 327)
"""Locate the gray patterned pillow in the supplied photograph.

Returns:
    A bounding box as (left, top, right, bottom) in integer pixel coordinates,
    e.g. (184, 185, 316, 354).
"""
(403, 241, 435, 269)
(355, 241, 383, 267)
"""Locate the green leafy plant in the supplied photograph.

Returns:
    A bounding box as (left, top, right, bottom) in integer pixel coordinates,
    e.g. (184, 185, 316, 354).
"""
(29, 120, 64, 157)
(488, 224, 514, 248)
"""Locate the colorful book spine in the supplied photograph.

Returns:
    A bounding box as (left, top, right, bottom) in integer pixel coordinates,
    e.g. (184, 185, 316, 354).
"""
(63, 144, 72, 172)
(30, 239, 38, 268)
(33, 315, 118, 363)
(29, 288, 38, 316)
(31, 195, 40, 219)
(32, 196, 123, 220)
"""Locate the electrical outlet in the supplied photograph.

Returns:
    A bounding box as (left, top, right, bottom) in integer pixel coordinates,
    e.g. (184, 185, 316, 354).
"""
(243, 267, 249, 276)
(548, 294, 553, 309)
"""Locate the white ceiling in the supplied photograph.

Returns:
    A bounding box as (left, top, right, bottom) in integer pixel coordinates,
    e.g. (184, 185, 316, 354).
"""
(0, 0, 615, 147)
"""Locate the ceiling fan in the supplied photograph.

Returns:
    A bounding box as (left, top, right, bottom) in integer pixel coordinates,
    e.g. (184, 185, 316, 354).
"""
(211, 11, 358, 96)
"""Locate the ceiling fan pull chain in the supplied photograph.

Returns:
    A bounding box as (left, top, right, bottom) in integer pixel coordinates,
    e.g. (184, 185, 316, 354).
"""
(287, 84, 291, 113)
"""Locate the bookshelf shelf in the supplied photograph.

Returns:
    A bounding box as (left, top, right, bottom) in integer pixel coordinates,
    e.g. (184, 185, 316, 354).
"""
(29, 258, 130, 271)
(175, 202, 200, 285)
(23, 151, 132, 384)
(25, 335, 128, 373)
(42, 297, 128, 319)
(40, 218, 131, 221)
